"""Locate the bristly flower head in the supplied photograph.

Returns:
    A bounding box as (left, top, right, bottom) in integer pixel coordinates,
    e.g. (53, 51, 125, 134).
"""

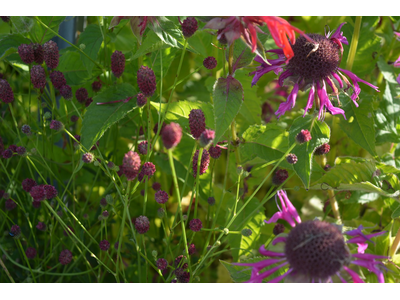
(234, 190, 387, 283)
(10, 224, 21, 239)
(49, 120, 64, 131)
(5, 199, 17, 211)
(272, 169, 289, 185)
(208, 196, 216, 206)
(21, 124, 32, 136)
(60, 85, 72, 100)
(286, 153, 298, 164)
(188, 109, 206, 139)
(75, 87, 88, 104)
(16, 146, 26, 156)
(92, 80, 102, 92)
(156, 258, 168, 271)
(50, 71, 66, 90)
(26, 247, 37, 259)
(30, 65, 46, 89)
(59, 249, 73, 265)
(32, 43, 44, 64)
(0, 79, 14, 103)
(36, 221, 46, 231)
(181, 17, 198, 38)
(155, 190, 169, 204)
(314, 143, 330, 155)
(99, 240, 110, 251)
(82, 152, 94, 164)
(138, 140, 149, 155)
(250, 23, 379, 120)
(137, 66, 156, 97)
(22, 178, 37, 192)
(192, 149, 210, 178)
(203, 56, 217, 70)
(204, 17, 312, 62)
(189, 219, 203, 232)
(2, 149, 13, 159)
(30, 185, 46, 201)
(18, 44, 34, 64)
(136, 93, 147, 107)
(296, 129, 312, 144)
(162, 122, 182, 149)
(122, 151, 141, 180)
(111, 50, 125, 78)
(135, 215, 150, 234)
(139, 162, 156, 181)
(152, 182, 161, 191)
(43, 40, 59, 69)
(43, 185, 58, 199)
(208, 145, 222, 159)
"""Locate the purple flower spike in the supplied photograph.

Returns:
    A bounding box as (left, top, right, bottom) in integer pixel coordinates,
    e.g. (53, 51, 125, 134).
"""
(265, 190, 301, 228)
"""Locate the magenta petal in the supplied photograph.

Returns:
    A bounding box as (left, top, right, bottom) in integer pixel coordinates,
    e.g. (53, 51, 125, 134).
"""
(303, 84, 315, 116)
(338, 68, 380, 102)
(332, 72, 343, 88)
(330, 22, 348, 45)
(266, 268, 293, 283)
(278, 70, 293, 87)
(357, 243, 368, 254)
(259, 245, 286, 257)
(336, 272, 347, 283)
(397, 74, 400, 85)
(280, 190, 301, 225)
(246, 262, 288, 283)
(275, 82, 299, 118)
(234, 258, 283, 269)
(343, 266, 365, 283)
(265, 211, 286, 225)
(352, 253, 389, 260)
(394, 55, 400, 68)
(272, 237, 287, 245)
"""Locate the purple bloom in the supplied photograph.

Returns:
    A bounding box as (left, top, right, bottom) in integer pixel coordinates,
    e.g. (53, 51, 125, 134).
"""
(155, 190, 169, 204)
(36, 221, 46, 231)
(25, 247, 37, 259)
(250, 23, 379, 120)
(99, 240, 110, 251)
(234, 190, 387, 283)
(5, 199, 17, 211)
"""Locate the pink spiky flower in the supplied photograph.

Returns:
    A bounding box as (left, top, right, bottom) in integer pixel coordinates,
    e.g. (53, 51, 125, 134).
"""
(250, 23, 379, 120)
(234, 190, 388, 283)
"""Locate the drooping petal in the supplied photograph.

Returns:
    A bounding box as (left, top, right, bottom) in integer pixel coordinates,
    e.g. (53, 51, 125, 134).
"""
(303, 83, 315, 116)
(259, 245, 286, 257)
(351, 253, 389, 260)
(336, 272, 347, 283)
(343, 266, 365, 283)
(316, 80, 346, 120)
(332, 72, 343, 88)
(279, 190, 301, 225)
(266, 268, 293, 283)
(272, 237, 287, 245)
(234, 258, 284, 271)
(394, 55, 400, 68)
(357, 243, 368, 254)
(397, 74, 400, 85)
(329, 22, 349, 45)
(246, 262, 289, 283)
(275, 82, 299, 118)
(278, 70, 293, 87)
(337, 68, 380, 103)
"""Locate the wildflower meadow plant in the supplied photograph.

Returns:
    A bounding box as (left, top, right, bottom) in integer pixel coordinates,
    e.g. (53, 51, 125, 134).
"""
(0, 15, 400, 286)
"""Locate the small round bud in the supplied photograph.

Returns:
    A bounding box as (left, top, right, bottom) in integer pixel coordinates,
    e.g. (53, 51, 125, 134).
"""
(102, 210, 109, 219)
(182, 214, 188, 221)
(5, 199, 17, 211)
(36, 221, 46, 231)
(92, 80, 102, 92)
(237, 166, 243, 176)
(111, 50, 125, 78)
(60, 85, 72, 100)
(59, 249, 72, 265)
(70, 115, 79, 122)
(156, 258, 168, 271)
(207, 197, 215, 206)
(99, 240, 110, 251)
(155, 190, 169, 204)
(223, 228, 229, 235)
(273, 223, 285, 235)
(82, 153, 94, 163)
(79, 44, 86, 50)
(152, 182, 161, 191)
(135, 215, 150, 234)
(286, 153, 298, 164)
(181, 17, 198, 38)
(152, 250, 158, 258)
(49, 71, 66, 90)
(203, 56, 217, 70)
(10, 224, 21, 239)
(43, 112, 52, 120)
(25, 247, 37, 259)
(272, 169, 289, 185)
(314, 143, 330, 155)
(189, 219, 202, 232)
(136, 93, 147, 107)
(49, 120, 64, 131)
(75, 87, 88, 104)
(296, 129, 312, 144)
(209, 146, 222, 159)
(21, 124, 32, 135)
(138, 140, 149, 155)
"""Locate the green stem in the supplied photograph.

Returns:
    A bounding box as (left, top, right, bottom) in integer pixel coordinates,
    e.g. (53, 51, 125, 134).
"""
(194, 148, 203, 219)
(345, 16, 362, 72)
(16, 240, 37, 283)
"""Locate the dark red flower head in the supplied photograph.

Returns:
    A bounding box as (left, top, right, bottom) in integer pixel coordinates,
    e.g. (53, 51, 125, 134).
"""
(156, 258, 168, 271)
(296, 129, 312, 144)
(122, 151, 141, 180)
(0, 79, 14, 103)
(99, 240, 110, 251)
(92, 80, 102, 92)
(18, 44, 34, 64)
(286, 153, 298, 164)
(208, 145, 222, 159)
(82, 153, 94, 164)
(49, 120, 64, 131)
(314, 143, 330, 155)
(137, 66, 156, 97)
(192, 149, 210, 178)
(136, 93, 147, 107)
(152, 182, 161, 191)
(155, 190, 169, 204)
(60, 85, 72, 100)
(272, 169, 289, 185)
(75, 87, 88, 104)
(162, 122, 182, 149)
(10, 224, 21, 238)
(138, 140, 149, 155)
(5, 199, 17, 211)
(36, 221, 46, 231)
(32, 43, 44, 64)
(188, 109, 206, 139)
(43, 40, 59, 69)
(135, 215, 150, 234)
(181, 17, 198, 38)
(44, 184, 58, 199)
(189, 218, 203, 232)
(203, 56, 217, 70)
(59, 249, 73, 265)
(50, 71, 66, 90)
(30, 185, 46, 201)
(22, 178, 37, 192)
(30, 65, 46, 89)
(111, 50, 125, 78)
(26, 247, 37, 259)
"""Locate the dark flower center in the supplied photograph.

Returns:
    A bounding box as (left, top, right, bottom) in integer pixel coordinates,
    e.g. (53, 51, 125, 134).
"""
(287, 34, 340, 81)
(284, 220, 350, 280)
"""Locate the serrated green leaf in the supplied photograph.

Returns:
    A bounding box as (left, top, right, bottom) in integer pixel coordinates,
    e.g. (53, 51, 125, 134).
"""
(78, 24, 103, 75)
(377, 56, 398, 84)
(0, 34, 31, 60)
(31, 16, 65, 43)
(240, 124, 288, 165)
(151, 17, 184, 49)
(227, 38, 256, 72)
(81, 83, 137, 150)
(213, 76, 243, 143)
(58, 51, 91, 86)
(132, 31, 169, 60)
(187, 29, 213, 57)
(338, 94, 376, 156)
(380, 81, 400, 131)
(289, 115, 330, 189)
(10, 16, 34, 34)
(150, 100, 214, 130)
(392, 205, 400, 219)
(219, 260, 252, 283)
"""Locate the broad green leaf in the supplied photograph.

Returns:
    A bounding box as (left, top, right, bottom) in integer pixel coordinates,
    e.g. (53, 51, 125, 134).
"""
(338, 94, 376, 156)
(0, 34, 31, 60)
(81, 83, 137, 150)
(392, 205, 400, 219)
(288, 115, 330, 189)
(150, 100, 214, 130)
(377, 56, 398, 84)
(188, 29, 213, 57)
(10, 16, 34, 34)
(58, 51, 91, 86)
(78, 24, 103, 75)
(227, 38, 256, 72)
(379, 81, 400, 132)
(31, 16, 65, 43)
(213, 76, 243, 143)
(310, 157, 400, 199)
(235, 70, 261, 132)
(240, 124, 289, 165)
(151, 17, 184, 49)
(132, 31, 169, 60)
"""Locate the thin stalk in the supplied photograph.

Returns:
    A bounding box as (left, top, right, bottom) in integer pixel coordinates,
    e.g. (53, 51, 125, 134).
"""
(345, 16, 362, 72)
(194, 148, 203, 218)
